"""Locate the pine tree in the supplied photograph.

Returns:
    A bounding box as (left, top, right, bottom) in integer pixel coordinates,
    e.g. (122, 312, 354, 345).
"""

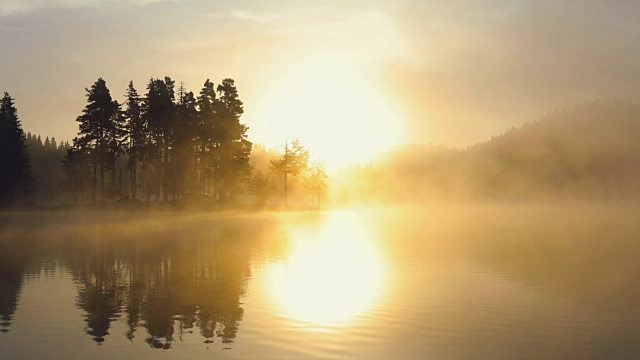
(303, 160, 328, 208)
(61, 140, 91, 204)
(123, 81, 144, 201)
(248, 170, 277, 206)
(171, 87, 199, 197)
(216, 78, 252, 202)
(73, 78, 123, 202)
(142, 77, 176, 201)
(0, 92, 32, 205)
(196, 79, 217, 196)
(270, 139, 309, 206)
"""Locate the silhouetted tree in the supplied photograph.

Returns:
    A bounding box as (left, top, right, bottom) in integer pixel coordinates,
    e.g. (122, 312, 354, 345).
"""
(196, 79, 217, 195)
(73, 79, 124, 202)
(215, 78, 252, 202)
(142, 77, 176, 201)
(26, 133, 69, 204)
(270, 139, 309, 206)
(61, 140, 92, 204)
(0, 92, 32, 205)
(170, 85, 200, 198)
(54, 76, 254, 205)
(304, 160, 328, 208)
(248, 170, 277, 206)
(123, 81, 144, 201)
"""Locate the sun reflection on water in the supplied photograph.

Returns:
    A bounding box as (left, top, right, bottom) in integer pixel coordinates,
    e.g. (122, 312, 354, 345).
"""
(267, 212, 386, 327)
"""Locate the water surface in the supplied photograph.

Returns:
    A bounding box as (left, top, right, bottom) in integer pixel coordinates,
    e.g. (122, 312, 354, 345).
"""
(1, 206, 640, 359)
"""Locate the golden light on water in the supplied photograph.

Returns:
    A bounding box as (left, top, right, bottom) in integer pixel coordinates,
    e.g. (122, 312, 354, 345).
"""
(267, 213, 386, 326)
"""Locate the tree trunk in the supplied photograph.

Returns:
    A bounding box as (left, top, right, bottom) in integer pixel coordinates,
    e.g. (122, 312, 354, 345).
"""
(284, 141, 289, 207)
(92, 158, 97, 203)
(163, 139, 168, 202)
(130, 157, 137, 200)
(284, 172, 288, 207)
(213, 162, 217, 204)
(200, 145, 205, 194)
(100, 162, 105, 202)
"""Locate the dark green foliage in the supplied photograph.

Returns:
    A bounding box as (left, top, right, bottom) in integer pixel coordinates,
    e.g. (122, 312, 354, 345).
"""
(0, 93, 32, 205)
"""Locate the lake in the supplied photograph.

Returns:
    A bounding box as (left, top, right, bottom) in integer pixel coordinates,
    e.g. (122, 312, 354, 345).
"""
(1, 206, 640, 359)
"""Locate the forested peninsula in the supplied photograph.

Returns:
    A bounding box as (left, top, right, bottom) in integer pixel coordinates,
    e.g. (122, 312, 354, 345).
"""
(2, 79, 640, 209)
(0, 77, 325, 209)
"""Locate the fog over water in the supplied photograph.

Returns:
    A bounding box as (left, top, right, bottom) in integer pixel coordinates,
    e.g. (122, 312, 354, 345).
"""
(1, 206, 640, 359)
(2, 1, 640, 359)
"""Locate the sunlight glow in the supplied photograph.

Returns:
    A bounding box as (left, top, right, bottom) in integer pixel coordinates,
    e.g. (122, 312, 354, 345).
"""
(267, 213, 386, 326)
(251, 55, 404, 170)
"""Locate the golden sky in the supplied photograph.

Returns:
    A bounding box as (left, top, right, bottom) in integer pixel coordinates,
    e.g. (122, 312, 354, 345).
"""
(2, 0, 640, 163)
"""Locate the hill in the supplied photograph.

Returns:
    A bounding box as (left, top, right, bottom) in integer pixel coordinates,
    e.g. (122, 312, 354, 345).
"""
(335, 101, 640, 203)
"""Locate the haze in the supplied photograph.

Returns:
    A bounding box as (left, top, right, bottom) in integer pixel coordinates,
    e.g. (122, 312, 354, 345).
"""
(3, 0, 640, 158)
(2, 2, 640, 359)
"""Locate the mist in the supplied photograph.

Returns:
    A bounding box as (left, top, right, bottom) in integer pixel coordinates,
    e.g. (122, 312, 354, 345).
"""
(329, 100, 640, 207)
(3, 1, 640, 358)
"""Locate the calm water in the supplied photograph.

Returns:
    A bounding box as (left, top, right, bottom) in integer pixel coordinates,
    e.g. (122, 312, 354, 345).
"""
(1, 206, 640, 359)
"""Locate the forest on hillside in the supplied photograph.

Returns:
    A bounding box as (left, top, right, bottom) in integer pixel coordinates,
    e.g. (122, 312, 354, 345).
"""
(334, 101, 640, 204)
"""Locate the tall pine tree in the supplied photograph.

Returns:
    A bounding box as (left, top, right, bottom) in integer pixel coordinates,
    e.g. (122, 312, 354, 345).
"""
(216, 78, 252, 202)
(74, 78, 123, 202)
(0, 92, 32, 205)
(270, 139, 309, 207)
(196, 79, 217, 196)
(142, 77, 176, 201)
(123, 81, 144, 201)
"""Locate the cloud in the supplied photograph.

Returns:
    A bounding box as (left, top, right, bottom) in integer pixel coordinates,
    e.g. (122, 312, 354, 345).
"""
(0, 24, 22, 32)
(0, 0, 176, 17)
(201, 9, 281, 24)
(230, 9, 280, 24)
(382, 0, 640, 145)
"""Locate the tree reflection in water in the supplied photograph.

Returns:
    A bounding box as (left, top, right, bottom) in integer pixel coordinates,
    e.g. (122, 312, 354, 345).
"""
(60, 214, 265, 349)
(0, 235, 34, 334)
(0, 251, 24, 333)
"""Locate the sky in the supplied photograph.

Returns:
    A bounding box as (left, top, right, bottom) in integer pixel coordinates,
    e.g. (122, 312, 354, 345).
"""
(2, 0, 640, 156)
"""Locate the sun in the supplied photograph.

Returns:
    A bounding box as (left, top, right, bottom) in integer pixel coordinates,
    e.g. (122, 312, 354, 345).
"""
(249, 55, 404, 170)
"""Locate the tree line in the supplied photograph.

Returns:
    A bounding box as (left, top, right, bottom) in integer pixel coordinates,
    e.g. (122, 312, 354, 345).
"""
(62, 77, 251, 204)
(0, 92, 32, 205)
(0, 80, 328, 208)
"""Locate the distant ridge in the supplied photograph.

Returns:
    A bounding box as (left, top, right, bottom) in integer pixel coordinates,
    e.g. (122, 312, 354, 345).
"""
(340, 101, 640, 203)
